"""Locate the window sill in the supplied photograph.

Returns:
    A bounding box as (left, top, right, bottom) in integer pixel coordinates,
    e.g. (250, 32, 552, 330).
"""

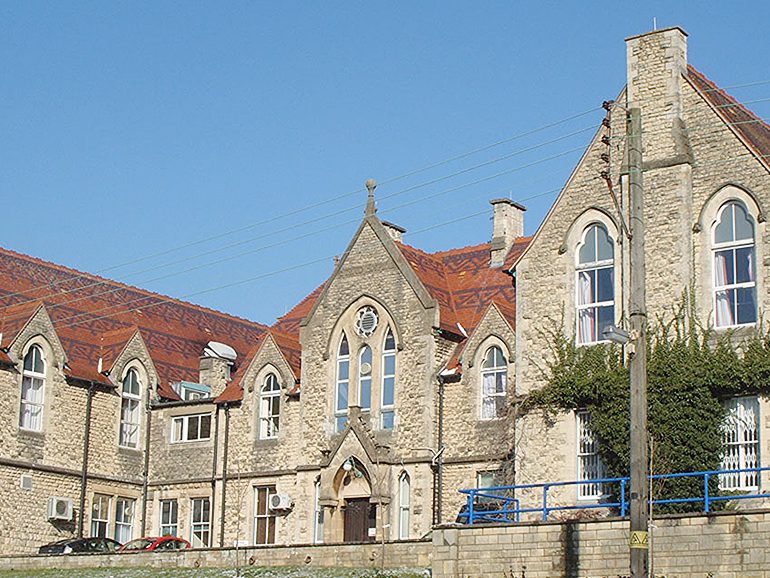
(117, 445, 143, 454)
(168, 439, 212, 446)
(18, 428, 45, 438)
(255, 437, 280, 445)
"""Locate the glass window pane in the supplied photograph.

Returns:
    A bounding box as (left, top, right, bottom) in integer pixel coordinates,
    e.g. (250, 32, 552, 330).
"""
(382, 411, 394, 430)
(597, 305, 615, 337)
(339, 336, 349, 356)
(384, 355, 395, 376)
(382, 377, 394, 406)
(360, 377, 371, 409)
(736, 287, 757, 325)
(200, 415, 211, 439)
(361, 346, 372, 364)
(733, 202, 754, 241)
(579, 226, 597, 264)
(715, 249, 735, 286)
(714, 205, 734, 243)
(596, 225, 614, 261)
(337, 382, 348, 411)
(338, 360, 349, 381)
(735, 247, 755, 283)
(577, 270, 595, 305)
(385, 330, 395, 351)
(596, 267, 614, 302)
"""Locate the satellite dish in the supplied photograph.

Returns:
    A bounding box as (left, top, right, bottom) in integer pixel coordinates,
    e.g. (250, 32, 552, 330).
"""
(205, 341, 237, 361)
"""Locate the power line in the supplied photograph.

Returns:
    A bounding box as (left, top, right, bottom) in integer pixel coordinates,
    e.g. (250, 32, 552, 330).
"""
(0, 106, 601, 305)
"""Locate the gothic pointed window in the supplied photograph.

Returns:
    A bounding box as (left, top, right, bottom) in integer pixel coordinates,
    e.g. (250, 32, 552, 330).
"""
(720, 396, 759, 491)
(358, 345, 373, 411)
(259, 373, 280, 439)
(381, 329, 396, 429)
(713, 201, 757, 327)
(335, 334, 350, 432)
(480, 346, 507, 419)
(576, 223, 615, 344)
(119, 368, 141, 448)
(20, 344, 45, 431)
(398, 472, 410, 540)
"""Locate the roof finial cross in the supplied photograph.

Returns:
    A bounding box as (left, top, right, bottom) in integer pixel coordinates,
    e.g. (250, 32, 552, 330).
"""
(365, 178, 377, 216)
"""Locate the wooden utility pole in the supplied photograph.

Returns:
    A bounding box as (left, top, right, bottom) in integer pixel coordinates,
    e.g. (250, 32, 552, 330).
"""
(627, 107, 649, 578)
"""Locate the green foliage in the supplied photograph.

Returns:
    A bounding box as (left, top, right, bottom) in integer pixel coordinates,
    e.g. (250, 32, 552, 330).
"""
(526, 307, 770, 513)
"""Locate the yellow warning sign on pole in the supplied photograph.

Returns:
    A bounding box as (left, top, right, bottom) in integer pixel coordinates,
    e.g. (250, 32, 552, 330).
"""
(630, 531, 648, 549)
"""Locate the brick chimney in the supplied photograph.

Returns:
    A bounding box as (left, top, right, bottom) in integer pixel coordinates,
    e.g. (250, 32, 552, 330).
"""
(489, 199, 526, 267)
(625, 27, 692, 166)
(381, 221, 406, 243)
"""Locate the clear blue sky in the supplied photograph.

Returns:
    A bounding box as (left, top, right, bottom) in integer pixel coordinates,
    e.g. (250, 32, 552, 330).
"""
(2, 2, 769, 325)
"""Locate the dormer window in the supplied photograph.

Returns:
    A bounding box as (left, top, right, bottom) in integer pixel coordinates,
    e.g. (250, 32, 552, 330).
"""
(119, 368, 142, 448)
(259, 373, 281, 439)
(20, 344, 45, 431)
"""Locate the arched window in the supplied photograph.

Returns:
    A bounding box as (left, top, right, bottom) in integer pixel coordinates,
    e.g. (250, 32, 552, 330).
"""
(335, 334, 350, 432)
(381, 329, 396, 429)
(713, 201, 757, 327)
(480, 346, 507, 420)
(119, 368, 141, 448)
(259, 373, 280, 439)
(576, 223, 615, 344)
(358, 345, 373, 411)
(398, 472, 410, 540)
(20, 344, 45, 431)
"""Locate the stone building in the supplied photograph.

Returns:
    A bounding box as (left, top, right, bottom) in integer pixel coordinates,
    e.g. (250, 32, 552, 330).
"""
(0, 27, 768, 555)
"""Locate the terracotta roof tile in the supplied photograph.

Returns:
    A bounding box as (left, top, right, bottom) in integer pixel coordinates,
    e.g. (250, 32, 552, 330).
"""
(687, 65, 770, 165)
(0, 246, 267, 400)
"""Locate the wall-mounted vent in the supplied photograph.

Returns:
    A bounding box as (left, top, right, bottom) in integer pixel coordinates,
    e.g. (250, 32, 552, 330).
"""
(20, 475, 32, 491)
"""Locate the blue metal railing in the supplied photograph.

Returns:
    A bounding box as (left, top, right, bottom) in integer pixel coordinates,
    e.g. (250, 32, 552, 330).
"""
(459, 466, 770, 524)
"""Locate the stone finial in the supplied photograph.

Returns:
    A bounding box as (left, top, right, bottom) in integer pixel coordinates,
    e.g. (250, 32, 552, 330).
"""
(365, 179, 377, 216)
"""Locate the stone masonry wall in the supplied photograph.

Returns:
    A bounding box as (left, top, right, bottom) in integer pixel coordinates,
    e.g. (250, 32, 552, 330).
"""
(432, 510, 770, 578)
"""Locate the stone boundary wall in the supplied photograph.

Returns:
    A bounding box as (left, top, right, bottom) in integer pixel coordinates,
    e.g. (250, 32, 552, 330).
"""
(0, 539, 431, 573)
(432, 509, 770, 578)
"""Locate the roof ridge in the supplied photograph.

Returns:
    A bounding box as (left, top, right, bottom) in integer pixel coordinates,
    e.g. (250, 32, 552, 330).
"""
(0, 245, 269, 331)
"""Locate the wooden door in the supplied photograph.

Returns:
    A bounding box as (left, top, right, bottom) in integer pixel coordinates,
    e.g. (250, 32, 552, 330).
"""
(344, 498, 375, 543)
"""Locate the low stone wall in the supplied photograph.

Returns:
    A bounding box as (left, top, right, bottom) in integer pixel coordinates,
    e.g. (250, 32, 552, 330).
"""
(0, 539, 432, 573)
(432, 509, 770, 578)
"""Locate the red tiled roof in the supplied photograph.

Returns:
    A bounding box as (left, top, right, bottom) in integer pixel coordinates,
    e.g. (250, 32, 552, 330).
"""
(0, 247, 268, 399)
(273, 282, 325, 337)
(0, 349, 14, 366)
(687, 65, 770, 166)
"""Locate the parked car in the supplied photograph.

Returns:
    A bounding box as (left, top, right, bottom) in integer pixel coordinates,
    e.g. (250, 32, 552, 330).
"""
(38, 537, 122, 555)
(118, 536, 191, 552)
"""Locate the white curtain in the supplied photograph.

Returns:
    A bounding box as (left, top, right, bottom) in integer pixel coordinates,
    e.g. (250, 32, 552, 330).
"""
(714, 252, 733, 326)
(481, 373, 496, 419)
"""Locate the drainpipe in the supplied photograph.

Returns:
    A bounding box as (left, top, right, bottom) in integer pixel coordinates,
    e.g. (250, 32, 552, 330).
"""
(77, 383, 95, 538)
(219, 405, 231, 547)
(140, 387, 153, 536)
(210, 404, 220, 546)
(436, 378, 445, 525)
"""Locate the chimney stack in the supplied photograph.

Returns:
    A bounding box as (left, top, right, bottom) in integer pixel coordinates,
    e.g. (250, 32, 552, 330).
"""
(489, 198, 526, 267)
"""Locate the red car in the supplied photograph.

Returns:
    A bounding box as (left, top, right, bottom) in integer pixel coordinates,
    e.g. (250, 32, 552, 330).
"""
(118, 536, 190, 552)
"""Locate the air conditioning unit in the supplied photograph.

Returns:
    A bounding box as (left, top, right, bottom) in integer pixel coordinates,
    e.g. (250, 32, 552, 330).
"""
(269, 493, 293, 511)
(47, 497, 74, 521)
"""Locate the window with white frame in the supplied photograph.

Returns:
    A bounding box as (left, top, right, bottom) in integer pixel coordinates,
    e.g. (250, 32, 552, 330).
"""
(190, 497, 210, 547)
(114, 497, 135, 544)
(335, 335, 350, 432)
(476, 470, 503, 504)
(253, 486, 277, 545)
(20, 344, 45, 431)
(713, 201, 757, 328)
(259, 373, 280, 439)
(480, 346, 507, 419)
(576, 411, 606, 499)
(398, 472, 410, 540)
(381, 329, 396, 429)
(359, 345, 373, 411)
(119, 368, 141, 448)
(720, 396, 760, 491)
(90, 494, 111, 538)
(576, 223, 615, 344)
(313, 479, 324, 544)
(171, 413, 212, 442)
(160, 499, 178, 537)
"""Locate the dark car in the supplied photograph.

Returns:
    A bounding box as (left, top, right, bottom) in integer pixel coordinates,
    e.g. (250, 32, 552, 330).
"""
(38, 537, 122, 555)
(118, 536, 191, 552)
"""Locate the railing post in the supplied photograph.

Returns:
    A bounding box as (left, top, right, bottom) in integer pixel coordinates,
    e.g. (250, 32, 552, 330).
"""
(542, 485, 550, 521)
(704, 473, 710, 513)
(467, 491, 475, 524)
(620, 479, 627, 517)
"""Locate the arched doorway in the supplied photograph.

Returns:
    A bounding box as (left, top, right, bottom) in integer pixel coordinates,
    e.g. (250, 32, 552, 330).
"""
(335, 458, 375, 543)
